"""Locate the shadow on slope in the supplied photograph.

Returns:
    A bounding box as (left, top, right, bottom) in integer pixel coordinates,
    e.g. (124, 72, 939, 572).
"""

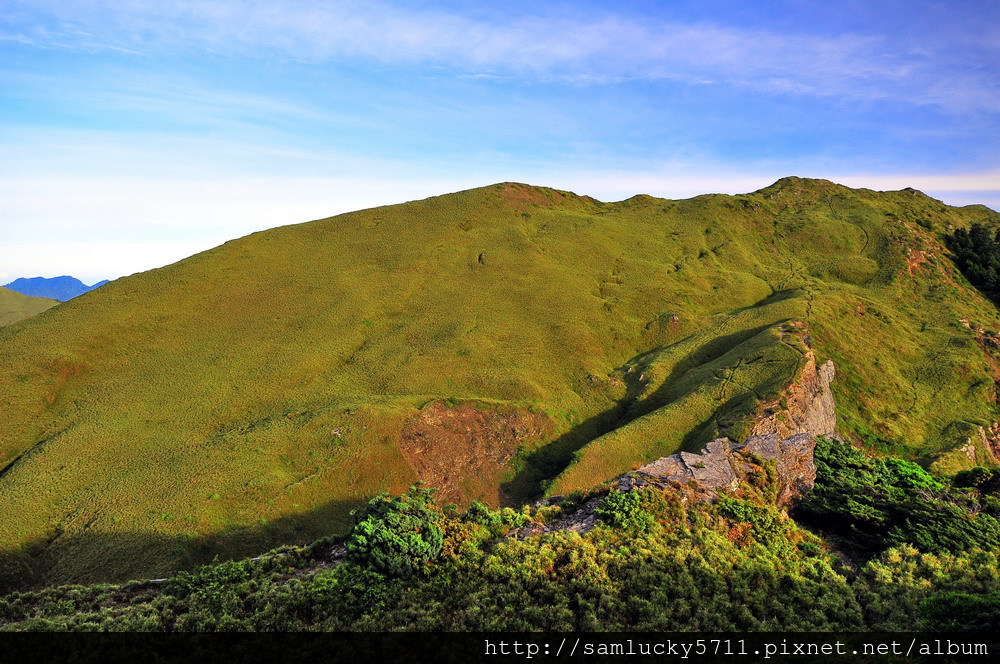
(549, 321, 810, 495)
(0, 498, 361, 594)
(502, 313, 807, 502)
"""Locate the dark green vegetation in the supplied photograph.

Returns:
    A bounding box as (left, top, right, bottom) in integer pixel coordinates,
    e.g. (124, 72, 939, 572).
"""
(0, 286, 58, 327)
(345, 486, 444, 577)
(946, 223, 1000, 299)
(797, 438, 1000, 557)
(2, 177, 1000, 588)
(3, 457, 999, 632)
(919, 591, 1000, 632)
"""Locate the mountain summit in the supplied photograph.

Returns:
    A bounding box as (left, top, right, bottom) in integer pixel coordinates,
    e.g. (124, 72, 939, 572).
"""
(1, 178, 999, 588)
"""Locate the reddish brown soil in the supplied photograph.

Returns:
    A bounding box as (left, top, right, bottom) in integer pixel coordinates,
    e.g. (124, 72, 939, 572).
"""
(399, 401, 555, 506)
(905, 248, 931, 276)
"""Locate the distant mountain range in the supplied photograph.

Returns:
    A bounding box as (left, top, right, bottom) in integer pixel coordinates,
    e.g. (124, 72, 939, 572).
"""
(3, 276, 109, 301)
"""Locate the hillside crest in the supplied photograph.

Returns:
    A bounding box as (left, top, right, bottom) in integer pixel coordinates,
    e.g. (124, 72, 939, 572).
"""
(2, 177, 1000, 588)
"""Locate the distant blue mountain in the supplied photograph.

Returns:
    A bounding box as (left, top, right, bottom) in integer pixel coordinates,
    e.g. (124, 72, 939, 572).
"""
(3, 276, 110, 301)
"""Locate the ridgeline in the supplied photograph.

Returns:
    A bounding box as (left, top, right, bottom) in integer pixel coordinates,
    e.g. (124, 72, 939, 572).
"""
(1, 177, 1000, 591)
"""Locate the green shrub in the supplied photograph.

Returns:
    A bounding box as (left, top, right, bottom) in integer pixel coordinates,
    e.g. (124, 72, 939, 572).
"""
(346, 485, 444, 577)
(882, 458, 943, 492)
(717, 497, 787, 546)
(5, 478, 1000, 632)
(919, 591, 1000, 632)
(167, 559, 251, 599)
(463, 500, 525, 530)
(596, 490, 655, 532)
(953, 466, 1000, 494)
(946, 224, 1000, 298)
(798, 437, 1000, 555)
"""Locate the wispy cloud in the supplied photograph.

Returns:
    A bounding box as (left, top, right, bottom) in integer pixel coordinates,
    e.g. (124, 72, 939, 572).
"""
(1, 67, 385, 135)
(4, 0, 997, 112)
(2, 1, 997, 282)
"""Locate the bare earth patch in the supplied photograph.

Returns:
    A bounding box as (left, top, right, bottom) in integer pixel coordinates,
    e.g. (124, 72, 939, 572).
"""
(399, 401, 555, 506)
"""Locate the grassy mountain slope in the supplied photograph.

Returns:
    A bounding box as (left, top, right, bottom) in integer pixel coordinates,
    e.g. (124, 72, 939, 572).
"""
(549, 320, 809, 494)
(1, 178, 999, 588)
(0, 287, 58, 327)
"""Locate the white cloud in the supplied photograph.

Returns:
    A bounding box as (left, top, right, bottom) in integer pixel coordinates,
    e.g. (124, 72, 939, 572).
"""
(3, 2, 996, 284)
(828, 171, 1000, 194)
(0, 171, 496, 282)
(553, 169, 1000, 207)
(2, 240, 211, 285)
(4, 0, 997, 112)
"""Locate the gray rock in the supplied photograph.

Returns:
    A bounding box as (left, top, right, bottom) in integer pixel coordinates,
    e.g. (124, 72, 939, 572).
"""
(621, 431, 818, 507)
(616, 354, 836, 507)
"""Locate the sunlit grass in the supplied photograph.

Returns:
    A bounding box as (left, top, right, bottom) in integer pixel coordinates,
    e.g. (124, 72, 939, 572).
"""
(0, 288, 57, 327)
(1, 178, 999, 587)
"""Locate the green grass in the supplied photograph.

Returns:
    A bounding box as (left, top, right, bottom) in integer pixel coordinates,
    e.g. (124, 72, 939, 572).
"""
(0, 287, 58, 327)
(551, 320, 808, 493)
(1, 178, 999, 587)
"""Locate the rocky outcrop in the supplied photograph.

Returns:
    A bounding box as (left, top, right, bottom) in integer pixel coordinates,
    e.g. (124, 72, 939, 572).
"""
(526, 355, 838, 537)
(617, 352, 837, 508)
(748, 353, 836, 440)
(930, 421, 1000, 474)
(978, 424, 1000, 462)
(620, 433, 817, 507)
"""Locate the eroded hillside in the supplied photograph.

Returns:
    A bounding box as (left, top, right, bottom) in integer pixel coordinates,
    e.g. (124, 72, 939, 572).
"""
(1, 177, 999, 588)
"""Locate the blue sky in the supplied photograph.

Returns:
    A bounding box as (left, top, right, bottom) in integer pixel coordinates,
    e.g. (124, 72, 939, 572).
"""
(2, 0, 999, 283)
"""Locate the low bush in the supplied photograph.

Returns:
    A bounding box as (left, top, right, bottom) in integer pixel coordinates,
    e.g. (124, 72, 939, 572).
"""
(797, 437, 1000, 555)
(346, 485, 444, 578)
(595, 490, 655, 532)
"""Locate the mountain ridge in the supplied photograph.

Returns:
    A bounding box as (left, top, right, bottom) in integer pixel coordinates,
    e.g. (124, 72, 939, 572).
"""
(0, 287, 59, 327)
(1, 177, 999, 587)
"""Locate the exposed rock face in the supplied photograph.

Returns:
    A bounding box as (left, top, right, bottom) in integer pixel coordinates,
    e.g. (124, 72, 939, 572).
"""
(526, 432, 819, 538)
(527, 356, 838, 537)
(621, 433, 817, 507)
(616, 354, 837, 508)
(975, 424, 1000, 463)
(748, 353, 836, 440)
(928, 421, 1000, 475)
(953, 424, 1000, 467)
